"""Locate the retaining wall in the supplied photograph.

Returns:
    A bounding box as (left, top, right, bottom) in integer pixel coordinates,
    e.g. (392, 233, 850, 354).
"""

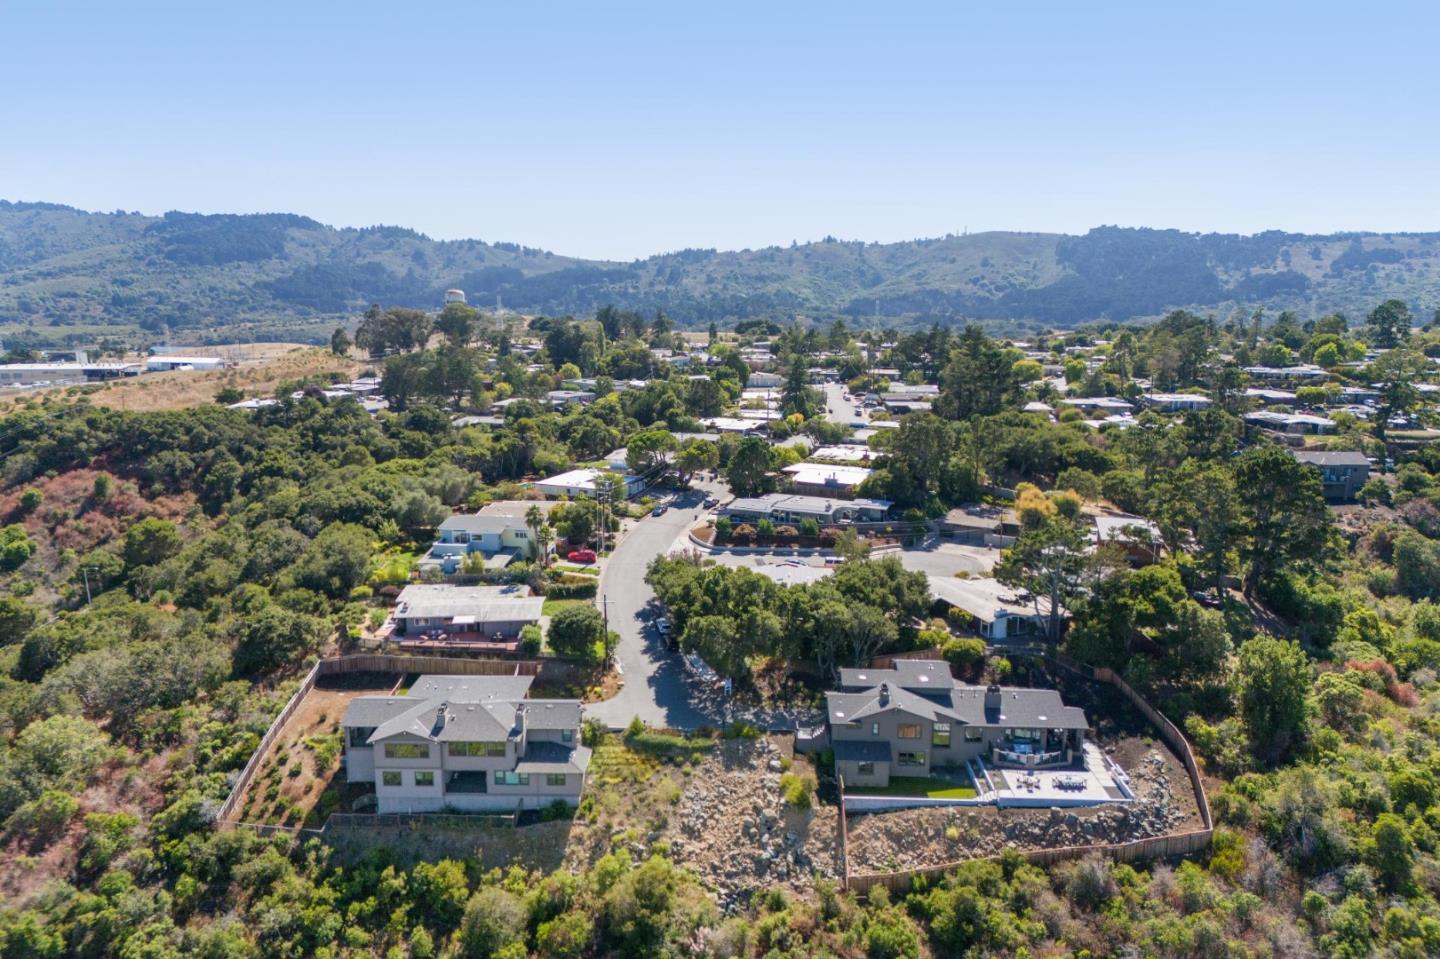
(841, 653, 1213, 895)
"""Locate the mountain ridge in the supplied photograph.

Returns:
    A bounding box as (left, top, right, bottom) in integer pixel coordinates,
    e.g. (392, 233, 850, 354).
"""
(3, 199, 1439, 345)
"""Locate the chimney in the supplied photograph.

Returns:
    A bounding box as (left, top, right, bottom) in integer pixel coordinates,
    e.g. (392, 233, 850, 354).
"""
(878, 683, 890, 706)
(984, 685, 1001, 712)
(514, 704, 527, 735)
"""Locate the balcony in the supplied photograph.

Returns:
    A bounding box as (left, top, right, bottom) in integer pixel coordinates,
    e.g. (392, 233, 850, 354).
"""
(446, 771, 488, 794)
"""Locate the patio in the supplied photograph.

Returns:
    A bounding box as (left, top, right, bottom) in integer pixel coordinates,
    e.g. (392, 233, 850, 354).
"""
(979, 743, 1133, 807)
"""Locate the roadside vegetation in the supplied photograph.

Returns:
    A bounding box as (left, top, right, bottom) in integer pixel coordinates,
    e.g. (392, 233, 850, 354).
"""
(2, 300, 1440, 955)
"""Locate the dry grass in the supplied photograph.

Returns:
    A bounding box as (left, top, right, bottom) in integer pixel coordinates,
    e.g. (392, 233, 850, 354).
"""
(0, 344, 363, 416)
(234, 680, 393, 827)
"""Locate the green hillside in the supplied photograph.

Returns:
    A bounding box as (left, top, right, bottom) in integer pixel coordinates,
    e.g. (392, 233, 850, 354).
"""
(3, 200, 1440, 346)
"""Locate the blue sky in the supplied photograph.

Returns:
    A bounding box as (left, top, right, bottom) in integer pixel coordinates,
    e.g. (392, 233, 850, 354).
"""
(2, 1, 1438, 260)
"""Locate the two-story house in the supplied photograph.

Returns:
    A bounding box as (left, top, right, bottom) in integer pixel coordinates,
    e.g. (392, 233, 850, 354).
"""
(807, 660, 1090, 789)
(1291, 450, 1370, 501)
(341, 674, 589, 813)
(421, 513, 539, 573)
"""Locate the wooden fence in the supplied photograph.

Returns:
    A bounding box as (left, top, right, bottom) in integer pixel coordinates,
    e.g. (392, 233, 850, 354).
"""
(842, 652, 1214, 895)
(214, 661, 321, 824)
(847, 827, 1214, 897)
(837, 773, 850, 889)
(216, 653, 585, 829)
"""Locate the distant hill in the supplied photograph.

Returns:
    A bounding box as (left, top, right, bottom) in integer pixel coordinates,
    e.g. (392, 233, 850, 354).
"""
(3, 200, 1439, 345)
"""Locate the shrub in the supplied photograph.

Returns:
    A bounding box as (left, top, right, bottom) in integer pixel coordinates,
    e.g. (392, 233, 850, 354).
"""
(780, 770, 816, 809)
(519, 624, 542, 656)
(17, 488, 42, 514)
(714, 516, 733, 542)
(943, 637, 987, 673)
(731, 523, 756, 545)
(545, 581, 598, 601)
(6, 789, 79, 847)
(800, 517, 820, 538)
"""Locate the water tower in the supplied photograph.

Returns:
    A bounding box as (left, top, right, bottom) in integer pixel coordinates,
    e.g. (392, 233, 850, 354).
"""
(444, 289, 467, 305)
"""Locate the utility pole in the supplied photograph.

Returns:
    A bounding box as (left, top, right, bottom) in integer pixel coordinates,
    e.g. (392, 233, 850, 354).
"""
(81, 566, 97, 605)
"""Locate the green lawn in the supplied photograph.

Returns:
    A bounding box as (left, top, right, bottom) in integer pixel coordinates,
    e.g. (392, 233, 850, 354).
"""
(847, 775, 978, 800)
(542, 598, 590, 616)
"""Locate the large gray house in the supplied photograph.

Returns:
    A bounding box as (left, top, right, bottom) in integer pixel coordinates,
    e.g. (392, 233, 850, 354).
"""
(341, 674, 589, 813)
(801, 660, 1090, 789)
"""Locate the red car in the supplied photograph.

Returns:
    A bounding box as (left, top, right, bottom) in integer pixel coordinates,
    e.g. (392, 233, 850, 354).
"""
(567, 549, 597, 563)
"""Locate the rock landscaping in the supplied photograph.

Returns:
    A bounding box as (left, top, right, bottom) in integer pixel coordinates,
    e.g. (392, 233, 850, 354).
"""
(668, 736, 840, 910)
(564, 734, 840, 912)
(845, 737, 1202, 875)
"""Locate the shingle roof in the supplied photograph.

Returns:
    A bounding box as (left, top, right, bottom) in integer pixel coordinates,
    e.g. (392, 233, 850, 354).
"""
(832, 739, 893, 763)
(825, 660, 1090, 732)
(520, 701, 584, 730)
(346, 675, 583, 746)
(341, 696, 414, 728)
(514, 741, 593, 774)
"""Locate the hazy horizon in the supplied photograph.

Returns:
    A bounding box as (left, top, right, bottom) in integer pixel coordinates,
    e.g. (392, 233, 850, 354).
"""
(4, 1, 1438, 259)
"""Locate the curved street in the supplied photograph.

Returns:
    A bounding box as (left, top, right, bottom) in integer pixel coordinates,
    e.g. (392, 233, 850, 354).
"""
(582, 484, 719, 730)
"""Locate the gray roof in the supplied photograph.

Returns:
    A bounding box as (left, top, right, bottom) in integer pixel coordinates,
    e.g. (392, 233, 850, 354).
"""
(478, 499, 556, 519)
(725, 492, 892, 516)
(1292, 450, 1369, 467)
(839, 660, 953, 692)
(515, 741, 593, 774)
(394, 585, 543, 623)
(944, 685, 1089, 730)
(343, 675, 583, 746)
(409, 675, 533, 701)
(341, 696, 414, 728)
(438, 513, 518, 535)
(832, 739, 892, 763)
(826, 661, 1089, 732)
(520, 700, 584, 730)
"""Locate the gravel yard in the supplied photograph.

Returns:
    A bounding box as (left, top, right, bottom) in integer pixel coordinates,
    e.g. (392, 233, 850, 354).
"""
(845, 734, 1202, 875)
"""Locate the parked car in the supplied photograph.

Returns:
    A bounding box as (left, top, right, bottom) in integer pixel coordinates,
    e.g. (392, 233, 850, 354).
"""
(703, 496, 719, 508)
(823, 555, 843, 566)
(651, 504, 668, 516)
(567, 549, 597, 563)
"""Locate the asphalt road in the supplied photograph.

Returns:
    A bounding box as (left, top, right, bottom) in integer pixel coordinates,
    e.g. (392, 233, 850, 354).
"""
(583, 482, 724, 730)
(823, 382, 864, 425)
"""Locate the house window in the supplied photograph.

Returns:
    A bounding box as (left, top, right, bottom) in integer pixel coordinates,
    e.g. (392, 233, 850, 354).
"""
(384, 743, 430, 759)
(932, 723, 951, 747)
(561, 729, 574, 744)
(871, 722, 880, 736)
(898, 751, 926, 767)
(381, 771, 401, 786)
(897, 723, 922, 740)
(348, 727, 374, 747)
(857, 761, 875, 776)
(449, 741, 507, 757)
(513, 530, 527, 539)
(494, 771, 530, 786)
(964, 727, 983, 741)
(546, 774, 568, 787)
(414, 771, 435, 787)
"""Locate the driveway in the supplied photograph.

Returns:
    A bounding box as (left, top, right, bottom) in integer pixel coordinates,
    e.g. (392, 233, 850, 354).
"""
(583, 482, 722, 731)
